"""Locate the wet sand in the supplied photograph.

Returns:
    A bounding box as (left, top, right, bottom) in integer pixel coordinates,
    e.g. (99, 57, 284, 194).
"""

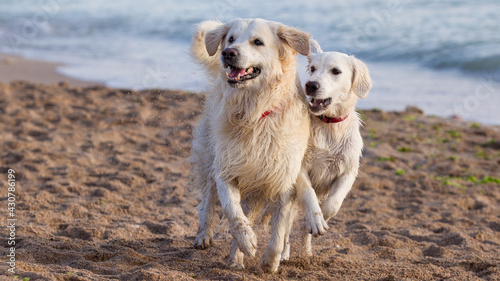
(0, 54, 98, 87)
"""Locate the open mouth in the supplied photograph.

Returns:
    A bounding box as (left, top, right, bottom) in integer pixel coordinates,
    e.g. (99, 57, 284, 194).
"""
(225, 64, 261, 86)
(308, 97, 332, 112)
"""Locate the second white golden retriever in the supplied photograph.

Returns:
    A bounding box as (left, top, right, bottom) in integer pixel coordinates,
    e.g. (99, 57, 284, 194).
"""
(190, 18, 311, 272)
(281, 40, 372, 260)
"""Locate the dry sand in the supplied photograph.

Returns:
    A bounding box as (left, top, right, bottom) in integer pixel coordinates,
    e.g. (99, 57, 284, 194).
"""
(0, 79, 500, 280)
(0, 59, 499, 280)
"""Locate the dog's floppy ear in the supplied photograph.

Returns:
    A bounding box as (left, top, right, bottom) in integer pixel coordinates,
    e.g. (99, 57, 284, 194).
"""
(309, 39, 323, 54)
(205, 23, 229, 56)
(350, 56, 372, 99)
(278, 25, 311, 56)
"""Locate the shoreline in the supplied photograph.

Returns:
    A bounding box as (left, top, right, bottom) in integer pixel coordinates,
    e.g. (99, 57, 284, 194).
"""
(2, 52, 499, 126)
(1, 52, 498, 126)
(0, 53, 100, 87)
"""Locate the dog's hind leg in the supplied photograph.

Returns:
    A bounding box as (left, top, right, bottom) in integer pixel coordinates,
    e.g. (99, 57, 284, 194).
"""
(262, 189, 293, 273)
(301, 229, 313, 257)
(194, 178, 217, 249)
(280, 200, 297, 261)
(229, 239, 245, 269)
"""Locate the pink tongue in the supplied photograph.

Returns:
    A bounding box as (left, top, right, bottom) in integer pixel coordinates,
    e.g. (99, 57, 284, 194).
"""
(228, 68, 247, 79)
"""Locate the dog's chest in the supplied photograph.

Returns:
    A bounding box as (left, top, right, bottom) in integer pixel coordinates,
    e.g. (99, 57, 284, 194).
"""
(306, 128, 354, 196)
(307, 144, 344, 194)
(217, 115, 309, 198)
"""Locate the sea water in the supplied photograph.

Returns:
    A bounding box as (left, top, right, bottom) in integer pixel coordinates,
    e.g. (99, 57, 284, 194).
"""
(0, 0, 499, 124)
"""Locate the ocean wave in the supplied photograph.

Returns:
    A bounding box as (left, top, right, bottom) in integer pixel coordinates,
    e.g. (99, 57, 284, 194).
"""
(1, 0, 499, 76)
(353, 41, 500, 75)
(1, 0, 500, 82)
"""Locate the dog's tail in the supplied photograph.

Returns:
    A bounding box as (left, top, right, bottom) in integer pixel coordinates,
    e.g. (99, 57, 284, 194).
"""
(190, 21, 224, 80)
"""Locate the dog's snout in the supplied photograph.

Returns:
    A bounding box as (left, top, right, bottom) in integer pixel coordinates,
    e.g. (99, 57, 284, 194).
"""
(222, 48, 239, 59)
(305, 81, 320, 96)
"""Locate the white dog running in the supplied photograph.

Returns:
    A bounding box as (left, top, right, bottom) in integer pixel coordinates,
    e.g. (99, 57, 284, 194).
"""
(189, 18, 311, 272)
(281, 40, 372, 259)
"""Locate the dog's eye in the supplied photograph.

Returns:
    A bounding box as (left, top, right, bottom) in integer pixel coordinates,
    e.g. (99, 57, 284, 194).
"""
(254, 39, 264, 46)
(331, 68, 341, 75)
(228, 36, 234, 43)
(310, 66, 316, 73)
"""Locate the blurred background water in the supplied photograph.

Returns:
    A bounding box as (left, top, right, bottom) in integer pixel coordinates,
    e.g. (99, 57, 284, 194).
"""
(0, 0, 499, 124)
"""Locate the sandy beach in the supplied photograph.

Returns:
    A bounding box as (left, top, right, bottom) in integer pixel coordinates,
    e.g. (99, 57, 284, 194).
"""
(0, 54, 99, 88)
(0, 55, 499, 280)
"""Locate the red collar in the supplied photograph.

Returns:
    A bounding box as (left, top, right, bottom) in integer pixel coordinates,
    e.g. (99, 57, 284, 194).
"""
(259, 107, 278, 120)
(237, 107, 278, 120)
(317, 114, 348, 123)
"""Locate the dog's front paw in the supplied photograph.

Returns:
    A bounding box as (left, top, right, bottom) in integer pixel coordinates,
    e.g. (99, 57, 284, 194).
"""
(262, 254, 281, 273)
(305, 211, 329, 237)
(229, 261, 245, 270)
(229, 251, 245, 270)
(321, 200, 341, 222)
(194, 231, 214, 249)
(232, 220, 257, 257)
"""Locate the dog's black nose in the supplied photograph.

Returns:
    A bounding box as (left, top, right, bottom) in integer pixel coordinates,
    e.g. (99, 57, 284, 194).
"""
(305, 81, 320, 95)
(222, 48, 239, 59)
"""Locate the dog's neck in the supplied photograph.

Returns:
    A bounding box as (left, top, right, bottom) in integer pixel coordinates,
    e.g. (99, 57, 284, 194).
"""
(311, 109, 361, 145)
(316, 114, 349, 123)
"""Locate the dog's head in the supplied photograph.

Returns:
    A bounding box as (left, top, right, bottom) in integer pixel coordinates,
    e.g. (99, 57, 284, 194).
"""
(305, 40, 372, 116)
(205, 18, 310, 89)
